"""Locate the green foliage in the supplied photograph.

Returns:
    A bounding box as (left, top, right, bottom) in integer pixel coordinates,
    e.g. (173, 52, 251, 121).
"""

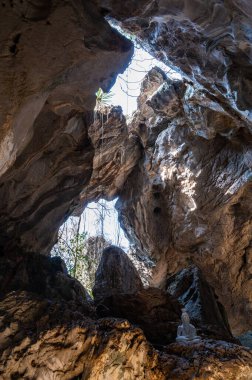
(51, 217, 109, 296)
(95, 88, 113, 110)
(68, 231, 87, 278)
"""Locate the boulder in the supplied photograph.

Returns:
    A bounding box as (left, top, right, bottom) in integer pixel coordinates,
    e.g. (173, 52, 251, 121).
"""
(0, 252, 93, 313)
(93, 245, 181, 345)
(93, 245, 143, 301)
(96, 287, 181, 345)
(1, 290, 251, 380)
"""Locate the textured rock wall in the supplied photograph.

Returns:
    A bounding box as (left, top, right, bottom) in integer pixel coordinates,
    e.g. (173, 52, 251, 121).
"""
(0, 104, 140, 254)
(166, 265, 236, 343)
(101, 0, 252, 133)
(93, 246, 181, 345)
(100, 3, 252, 334)
(116, 67, 252, 334)
(0, 1, 252, 378)
(0, 0, 135, 255)
(1, 282, 251, 379)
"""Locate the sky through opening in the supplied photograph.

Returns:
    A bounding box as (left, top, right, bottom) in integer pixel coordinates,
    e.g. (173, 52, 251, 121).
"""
(55, 27, 182, 252)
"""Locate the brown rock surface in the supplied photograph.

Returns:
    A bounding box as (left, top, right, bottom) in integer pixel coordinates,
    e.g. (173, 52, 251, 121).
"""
(0, 253, 93, 306)
(159, 340, 252, 380)
(93, 245, 144, 301)
(0, 1, 135, 255)
(0, 1, 251, 378)
(93, 246, 239, 345)
(0, 291, 251, 380)
(0, 105, 140, 255)
(95, 287, 181, 345)
(93, 245, 181, 345)
(116, 67, 252, 335)
(0, 291, 163, 380)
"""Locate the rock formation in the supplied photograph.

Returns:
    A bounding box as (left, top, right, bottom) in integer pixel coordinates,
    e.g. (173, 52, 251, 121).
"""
(0, 0, 252, 378)
(0, 291, 163, 380)
(100, 0, 252, 134)
(93, 246, 181, 345)
(167, 265, 237, 343)
(0, 0, 135, 255)
(0, 248, 252, 380)
(93, 246, 144, 301)
(116, 67, 252, 335)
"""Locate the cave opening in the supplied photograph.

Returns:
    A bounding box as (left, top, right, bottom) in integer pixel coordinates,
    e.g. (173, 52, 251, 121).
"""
(51, 198, 128, 295)
(106, 20, 182, 115)
(51, 197, 153, 295)
(51, 27, 179, 295)
(1, 2, 252, 377)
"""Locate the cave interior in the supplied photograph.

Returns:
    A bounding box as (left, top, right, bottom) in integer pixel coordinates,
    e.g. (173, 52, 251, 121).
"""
(0, 1, 252, 379)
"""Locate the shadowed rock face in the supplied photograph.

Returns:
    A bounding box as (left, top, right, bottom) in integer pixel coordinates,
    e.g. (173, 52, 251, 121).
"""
(0, 0, 135, 256)
(0, 291, 163, 380)
(100, 0, 252, 134)
(0, 252, 94, 307)
(95, 287, 181, 345)
(93, 245, 144, 301)
(0, 1, 252, 378)
(0, 105, 140, 255)
(93, 246, 239, 346)
(166, 265, 237, 343)
(1, 290, 251, 380)
(116, 67, 252, 335)
(93, 245, 181, 345)
(0, 248, 251, 379)
(103, 3, 252, 335)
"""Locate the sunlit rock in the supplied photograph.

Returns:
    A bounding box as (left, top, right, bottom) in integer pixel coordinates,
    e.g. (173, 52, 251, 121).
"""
(0, 1, 251, 378)
(0, 291, 251, 379)
(117, 67, 252, 335)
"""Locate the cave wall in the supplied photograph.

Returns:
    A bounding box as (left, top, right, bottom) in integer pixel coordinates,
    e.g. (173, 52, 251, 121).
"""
(95, 0, 252, 335)
(100, 0, 252, 132)
(1, 248, 251, 379)
(0, 1, 252, 378)
(116, 67, 252, 334)
(0, 0, 135, 255)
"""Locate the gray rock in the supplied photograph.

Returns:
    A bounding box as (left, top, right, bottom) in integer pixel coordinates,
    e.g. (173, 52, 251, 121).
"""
(116, 67, 252, 335)
(93, 245, 181, 345)
(167, 266, 238, 343)
(93, 245, 143, 301)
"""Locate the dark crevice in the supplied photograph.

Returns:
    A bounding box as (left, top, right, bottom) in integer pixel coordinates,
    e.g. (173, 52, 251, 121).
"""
(9, 33, 21, 55)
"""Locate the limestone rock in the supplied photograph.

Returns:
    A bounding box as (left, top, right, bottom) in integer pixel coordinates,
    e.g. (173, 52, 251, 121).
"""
(93, 245, 143, 301)
(93, 245, 181, 345)
(167, 266, 237, 343)
(79, 107, 141, 204)
(0, 106, 140, 256)
(116, 67, 252, 335)
(101, 0, 252, 134)
(0, 252, 94, 312)
(0, 1, 251, 378)
(0, 291, 251, 379)
(0, 1, 135, 255)
(95, 287, 181, 345)
(0, 291, 163, 380)
(159, 339, 252, 380)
